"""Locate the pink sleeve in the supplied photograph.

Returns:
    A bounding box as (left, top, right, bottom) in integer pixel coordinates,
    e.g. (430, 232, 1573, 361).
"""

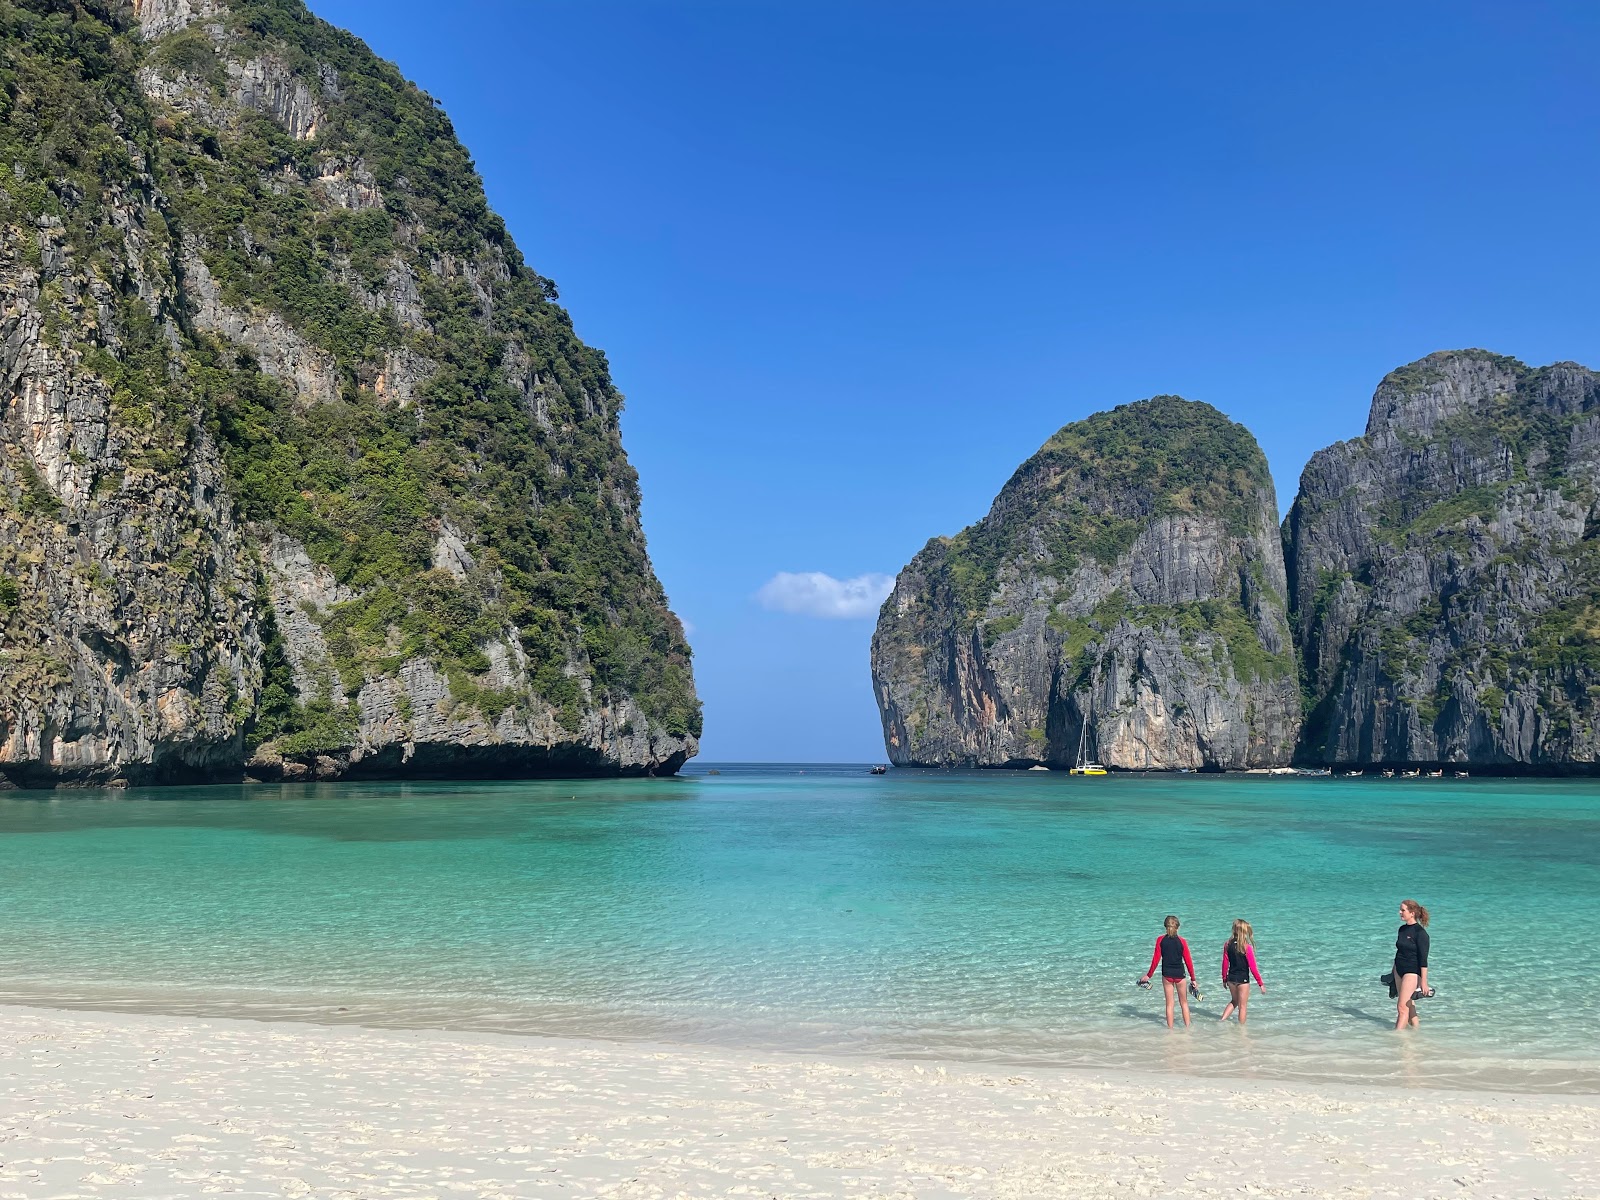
(1221, 945, 1229, 985)
(1181, 938, 1196, 980)
(1147, 938, 1162, 976)
(1247, 946, 1264, 988)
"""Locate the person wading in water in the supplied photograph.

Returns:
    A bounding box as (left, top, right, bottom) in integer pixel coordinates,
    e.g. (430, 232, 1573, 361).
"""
(1217, 918, 1266, 1024)
(1140, 915, 1197, 1029)
(1392, 900, 1431, 1031)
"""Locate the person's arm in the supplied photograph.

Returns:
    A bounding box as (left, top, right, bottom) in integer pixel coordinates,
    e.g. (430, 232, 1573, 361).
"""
(1145, 937, 1162, 979)
(1416, 926, 1429, 990)
(1221, 945, 1229, 986)
(1181, 938, 1196, 980)
(1246, 946, 1265, 990)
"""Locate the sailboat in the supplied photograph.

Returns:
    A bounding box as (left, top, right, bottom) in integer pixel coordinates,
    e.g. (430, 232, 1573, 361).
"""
(1068, 690, 1108, 776)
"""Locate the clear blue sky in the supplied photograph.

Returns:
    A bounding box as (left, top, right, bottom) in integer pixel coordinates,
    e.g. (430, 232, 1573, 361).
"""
(312, 0, 1600, 762)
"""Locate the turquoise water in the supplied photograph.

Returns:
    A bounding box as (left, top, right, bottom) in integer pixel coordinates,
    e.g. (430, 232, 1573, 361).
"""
(0, 765, 1596, 1092)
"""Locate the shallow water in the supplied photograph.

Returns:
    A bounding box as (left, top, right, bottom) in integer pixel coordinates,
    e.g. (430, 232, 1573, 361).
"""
(0, 765, 1596, 1092)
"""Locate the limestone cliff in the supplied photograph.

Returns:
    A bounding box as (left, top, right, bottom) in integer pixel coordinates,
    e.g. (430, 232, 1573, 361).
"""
(872, 396, 1300, 769)
(0, 0, 697, 785)
(1286, 350, 1600, 768)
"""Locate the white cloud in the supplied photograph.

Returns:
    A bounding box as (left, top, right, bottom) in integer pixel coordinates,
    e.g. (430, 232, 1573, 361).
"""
(756, 571, 895, 620)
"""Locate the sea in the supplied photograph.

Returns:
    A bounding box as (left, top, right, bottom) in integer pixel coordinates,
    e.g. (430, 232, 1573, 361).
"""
(0, 763, 1596, 1094)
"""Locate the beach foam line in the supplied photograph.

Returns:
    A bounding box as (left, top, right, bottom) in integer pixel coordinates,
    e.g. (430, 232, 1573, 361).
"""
(0, 1004, 1596, 1198)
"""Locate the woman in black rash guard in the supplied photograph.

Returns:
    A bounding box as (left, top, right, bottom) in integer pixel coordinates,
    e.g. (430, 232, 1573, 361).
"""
(1393, 899, 1431, 1031)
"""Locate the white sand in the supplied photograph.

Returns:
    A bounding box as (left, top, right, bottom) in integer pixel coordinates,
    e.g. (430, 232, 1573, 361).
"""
(0, 1006, 1595, 1199)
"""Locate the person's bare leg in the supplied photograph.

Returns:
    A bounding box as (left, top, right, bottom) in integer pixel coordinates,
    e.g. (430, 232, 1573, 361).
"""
(1237, 981, 1249, 1026)
(1162, 978, 1177, 1028)
(1220, 981, 1241, 1022)
(1395, 973, 1418, 1031)
(1178, 982, 1192, 1027)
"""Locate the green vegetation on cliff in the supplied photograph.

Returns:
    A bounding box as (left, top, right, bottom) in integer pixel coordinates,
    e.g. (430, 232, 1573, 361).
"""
(941, 396, 1272, 620)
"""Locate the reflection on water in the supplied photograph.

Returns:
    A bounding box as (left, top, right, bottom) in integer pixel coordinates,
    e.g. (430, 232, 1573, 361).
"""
(0, 764, 1597, 1093)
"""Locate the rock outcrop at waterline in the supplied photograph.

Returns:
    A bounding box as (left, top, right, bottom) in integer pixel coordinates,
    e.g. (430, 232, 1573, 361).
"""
(1286, 350, 1600, 769)
(0, 0, 697, 786)
(871, 397, 1301, 769)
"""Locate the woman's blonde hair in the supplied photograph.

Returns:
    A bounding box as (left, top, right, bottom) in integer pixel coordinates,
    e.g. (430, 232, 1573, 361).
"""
(1401, 899, 1430, 927)
(1163, 914, 1180, 934)
(1231, 918, 1254, 949)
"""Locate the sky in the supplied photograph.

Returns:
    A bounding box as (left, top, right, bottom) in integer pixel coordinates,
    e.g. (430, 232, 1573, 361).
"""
(309, 0, 1600, 762)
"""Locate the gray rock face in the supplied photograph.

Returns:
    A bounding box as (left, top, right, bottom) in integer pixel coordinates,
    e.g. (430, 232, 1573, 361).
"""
(873, 397, 1301, 769)
(132, 0, 221, 40)
(1286, 350, 1600, 768)
(0, 0, 696, 786)
(0, 219, 262, 786)
(180, 244, 342, 408)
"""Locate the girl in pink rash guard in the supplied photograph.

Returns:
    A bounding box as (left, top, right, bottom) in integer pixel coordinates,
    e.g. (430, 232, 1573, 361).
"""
(1218, 918, 1266, 1024)
(1140, 914, 1196, 1028)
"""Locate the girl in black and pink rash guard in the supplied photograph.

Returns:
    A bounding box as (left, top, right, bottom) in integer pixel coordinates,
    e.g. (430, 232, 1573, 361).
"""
(1218, 918, 1266, 1025)
(1140, 914, 1197, 1028)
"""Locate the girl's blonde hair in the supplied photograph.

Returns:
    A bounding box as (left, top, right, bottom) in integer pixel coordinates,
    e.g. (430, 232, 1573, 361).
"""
(1401, 899, 1430, 927)
(1231, 918, 1254, 949)
(1163, 914, 1180, 934)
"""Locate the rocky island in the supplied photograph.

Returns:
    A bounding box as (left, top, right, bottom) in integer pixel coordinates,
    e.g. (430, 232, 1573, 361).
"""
(871, 396, 1300, 769)
(0, 0, 698, 786)
(1286, 349, 1600, 769)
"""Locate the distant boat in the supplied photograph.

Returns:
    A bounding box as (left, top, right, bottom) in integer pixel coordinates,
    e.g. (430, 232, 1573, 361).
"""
(1427, 769, 1443, 778)
(1381, 769, 1394, 778)
(1068, 691, 1108, 775)
(869, 764, 887, 775)
(1027, 764, 1050, 771)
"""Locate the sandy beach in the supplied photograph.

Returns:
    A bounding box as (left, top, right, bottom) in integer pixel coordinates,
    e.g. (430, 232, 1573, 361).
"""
(0, 1006, 1593, 1199)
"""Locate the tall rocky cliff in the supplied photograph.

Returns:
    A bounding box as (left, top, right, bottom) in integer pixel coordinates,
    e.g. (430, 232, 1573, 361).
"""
(0, 0, 698, 785)
(1286, 350, 1600, 768)
(872, 396, 1301, 769)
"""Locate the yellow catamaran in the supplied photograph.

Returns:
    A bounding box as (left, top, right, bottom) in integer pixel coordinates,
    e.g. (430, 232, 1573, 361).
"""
(1068, 697, 1107, 775)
